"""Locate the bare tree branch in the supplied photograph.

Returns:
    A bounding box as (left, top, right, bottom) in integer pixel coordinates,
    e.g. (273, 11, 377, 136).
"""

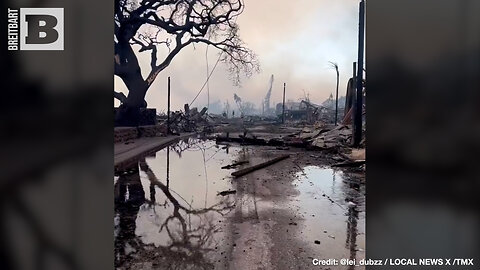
(114, 0, 259, 105)
(114, 91, 127, 103)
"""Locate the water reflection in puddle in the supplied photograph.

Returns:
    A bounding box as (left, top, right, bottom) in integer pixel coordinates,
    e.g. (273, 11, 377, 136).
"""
(294, 166, 365, 270)
(113, 137, 366, 269)
(114, 137, 245, 269)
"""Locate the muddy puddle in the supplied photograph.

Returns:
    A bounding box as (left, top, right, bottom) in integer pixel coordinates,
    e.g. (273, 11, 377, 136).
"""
(114, 137, 256, 269)
(114, 137, 365, 269)
(292, 166, 365, 269)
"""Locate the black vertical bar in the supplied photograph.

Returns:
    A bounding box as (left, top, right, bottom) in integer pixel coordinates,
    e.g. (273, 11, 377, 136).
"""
(167, 76, 171, 135)
(354, 0, 365, 147)
(282, 83, 286, 124)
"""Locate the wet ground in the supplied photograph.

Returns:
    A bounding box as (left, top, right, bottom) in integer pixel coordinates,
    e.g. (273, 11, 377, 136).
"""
(114, 136, 365, 270)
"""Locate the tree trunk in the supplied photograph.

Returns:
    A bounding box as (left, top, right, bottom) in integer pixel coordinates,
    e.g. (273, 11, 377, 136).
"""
(335, 70, 339, 125)
(115, 32, 151, 127)
(115, 72, 149, 127)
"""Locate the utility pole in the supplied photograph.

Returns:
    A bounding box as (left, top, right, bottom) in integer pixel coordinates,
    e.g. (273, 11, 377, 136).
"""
(354, 0, 365, 147)
(167, 76, 171, 135)
(334, 66, 339, 126)
(353, 61, 357, 113)
(282, 83, 286, 124)
(353, 62, 357, 83)
(166, 146, 170, 188)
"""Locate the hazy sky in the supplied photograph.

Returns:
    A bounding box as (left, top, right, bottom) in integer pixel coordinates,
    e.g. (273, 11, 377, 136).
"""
(115, 0, 361, 112)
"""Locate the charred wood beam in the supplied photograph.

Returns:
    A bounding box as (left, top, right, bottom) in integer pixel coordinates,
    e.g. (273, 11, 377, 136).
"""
(231, 155, 290, 178)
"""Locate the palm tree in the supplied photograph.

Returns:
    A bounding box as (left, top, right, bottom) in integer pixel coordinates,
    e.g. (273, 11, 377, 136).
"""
(329, 61, 339, 125)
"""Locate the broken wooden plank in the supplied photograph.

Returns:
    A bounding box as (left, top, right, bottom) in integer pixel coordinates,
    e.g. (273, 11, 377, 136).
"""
(217, 190, 237, 196)
(231, 154, 290, 177)
(331, 160, 365, 167)
(216, 136, 267, 145)
(221, 160, 249, 169)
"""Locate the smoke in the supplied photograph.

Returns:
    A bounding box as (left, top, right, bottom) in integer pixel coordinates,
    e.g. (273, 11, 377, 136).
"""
(114, 0, 360, 112)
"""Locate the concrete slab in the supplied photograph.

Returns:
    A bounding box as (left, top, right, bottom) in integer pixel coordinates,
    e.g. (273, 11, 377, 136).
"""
(114, 133, 195, 169)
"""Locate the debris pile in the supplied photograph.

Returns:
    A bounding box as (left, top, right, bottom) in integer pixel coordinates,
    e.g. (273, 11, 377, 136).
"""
(332, 148, 365, 171)
(310, 125, 352, 149)
(214, 123, 358, 151)
(279, 123, 355, 150)
(159, 104, 214, 134)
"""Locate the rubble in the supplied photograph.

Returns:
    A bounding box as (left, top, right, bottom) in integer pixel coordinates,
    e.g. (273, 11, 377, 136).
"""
(310, 125, 352, 149)
(213, 122, 360, 154)
(349, 148, 365, 161)
(158, 104, 214, 134)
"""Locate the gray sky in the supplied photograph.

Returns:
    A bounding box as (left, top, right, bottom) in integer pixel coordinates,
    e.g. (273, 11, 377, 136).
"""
(115, 0, 361, 112)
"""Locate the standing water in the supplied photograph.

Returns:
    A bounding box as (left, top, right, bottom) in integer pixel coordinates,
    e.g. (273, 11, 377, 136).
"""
(114, 137, 365, 269)
(114, 137, 243, 269)
(293, 166, 365, 269)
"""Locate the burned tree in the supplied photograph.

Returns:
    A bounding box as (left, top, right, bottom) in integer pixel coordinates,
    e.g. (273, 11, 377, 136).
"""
(115, 157, 234, 268)
(114, 0, 259, 126)
(329, 61, 339, 125)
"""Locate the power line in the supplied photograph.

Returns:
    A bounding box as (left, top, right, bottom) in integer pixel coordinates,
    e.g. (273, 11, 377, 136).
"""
(189, 50, 223, 107)
(189, 17, 238, 107)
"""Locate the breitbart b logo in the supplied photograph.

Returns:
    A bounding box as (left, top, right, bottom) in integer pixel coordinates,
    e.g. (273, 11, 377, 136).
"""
(8, 8, 64, 50)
